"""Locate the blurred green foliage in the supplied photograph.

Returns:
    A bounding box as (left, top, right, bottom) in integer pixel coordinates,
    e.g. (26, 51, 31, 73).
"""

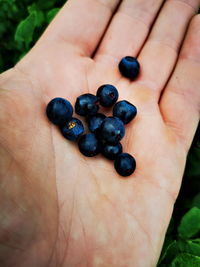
(0, 0, 200, 265)
(0, 0, 65, 72)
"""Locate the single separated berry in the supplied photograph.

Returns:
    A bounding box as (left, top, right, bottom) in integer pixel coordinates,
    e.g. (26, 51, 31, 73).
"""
(119, 56, 140, 80)
(102, 143, 122, 160)
(46, 97, 73, 126)
(96, 84, 119, 107)
(60, 118, 84, 141)
(88, 113, 106, 134)
(100, 117, 125, 144)
(78, 133, 101, 157)
(114, 153, 136, 177)
(113, 100, 137, 124)
(75, 93, 99, 116)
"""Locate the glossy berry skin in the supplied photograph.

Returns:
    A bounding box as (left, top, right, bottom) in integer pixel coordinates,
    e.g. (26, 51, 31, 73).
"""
(60, 118, 84, 141)
(100, 117, 125, 144)
(88, 113, 106, 134)
(78, 133, 101, 157)
(113, 100, 137, 124)
(75, 93, 99, 116)
(118, 56, 140, 79)
(114, 153, 136, 177)
(102, 143, 122, 160)
(46, 97, 73, 126)
(96, 84, 119, 107)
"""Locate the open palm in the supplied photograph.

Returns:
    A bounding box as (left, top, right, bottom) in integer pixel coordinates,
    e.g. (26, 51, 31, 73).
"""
(0, 0, 200, 266)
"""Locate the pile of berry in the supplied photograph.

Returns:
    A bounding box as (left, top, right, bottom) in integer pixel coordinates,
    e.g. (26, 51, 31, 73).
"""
(46, 56, 140, 177)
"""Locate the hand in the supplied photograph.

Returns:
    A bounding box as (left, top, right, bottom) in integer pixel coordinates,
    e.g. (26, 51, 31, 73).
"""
(0, 0, 199, 266)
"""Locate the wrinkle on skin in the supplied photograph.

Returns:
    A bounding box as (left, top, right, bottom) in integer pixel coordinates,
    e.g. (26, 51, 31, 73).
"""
(100, 194, 121, 218)
(56, 186, 76, 266)
(117, 10, 151, 30)
(125, 211, 156, 257)
(143, 174, 178, 204)
(95, 0, 119, 12)
(52, 224, 69, 267)
(171, 0, 199, 11)
(80, 178, 157, 266)
(78, 214, 90, 266)
(165, 120, 189, 149)
(0, 242, 25, 252)
(0, 145, 38, 206)
(88, 164, 102, 194)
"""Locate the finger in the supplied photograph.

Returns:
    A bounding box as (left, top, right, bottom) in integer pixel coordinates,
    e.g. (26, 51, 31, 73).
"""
(39, 0, 121, 56)
(134, 0, 200, 98)
(94, 0, 164, 62)
(160, 14, 200, 151)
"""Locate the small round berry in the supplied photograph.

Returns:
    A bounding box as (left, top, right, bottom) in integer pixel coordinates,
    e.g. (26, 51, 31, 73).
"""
(118, 56, 140, 79)
(78, 133, 101, 157)
(46, 97, 73, 126)
(114, 153, 136, 177)
(88, 113, 106, 134)
(102, 143, 122, 160)
(100, 117, 125, 144)
(60, 118, 84, 141)
(96, 84, 119, 107)
(113, 100, 137, 124)
(75, 94, 99, 116)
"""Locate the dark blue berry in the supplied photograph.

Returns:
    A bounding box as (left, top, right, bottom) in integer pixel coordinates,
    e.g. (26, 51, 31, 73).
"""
(102, 143, 122, 160)
(113, 100, 137, 124)
(78, 133, 101, 157)
(96, 84, 119, 107)
(119, 56, 140, 79)
(60, 118, 84, 141)
(75, 93, 99, 116)
(100, 117, 125, 144)
(46, 97, 73, 126)
(114, 153, 136, 177)
(88, 113, 106, 134)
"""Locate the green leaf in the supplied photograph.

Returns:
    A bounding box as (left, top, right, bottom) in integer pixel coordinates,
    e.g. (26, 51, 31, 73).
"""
(28, 4, 45, 27)
(178, 207, 200, 239)
(192, 239, 200, 245)
(36, 0, 58, 10)
(19, 51, 28, 61)
(0, 54, 4, 73)
(158, 239, 200, 265)
(167, 218, 174, 235)
(170, 253, 200, 267)
(46, 8, 60, 24)
(14, 12, 36, 50)
(192, 193, 200, 209)
(0, 22, 7, 36)
(178, 240, 200, 257)
(158, 240, 178, 264)
(185, 147, 200, 177)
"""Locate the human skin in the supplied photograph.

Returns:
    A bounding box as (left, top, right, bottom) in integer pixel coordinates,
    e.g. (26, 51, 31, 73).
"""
(0, 0, 200, 266)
